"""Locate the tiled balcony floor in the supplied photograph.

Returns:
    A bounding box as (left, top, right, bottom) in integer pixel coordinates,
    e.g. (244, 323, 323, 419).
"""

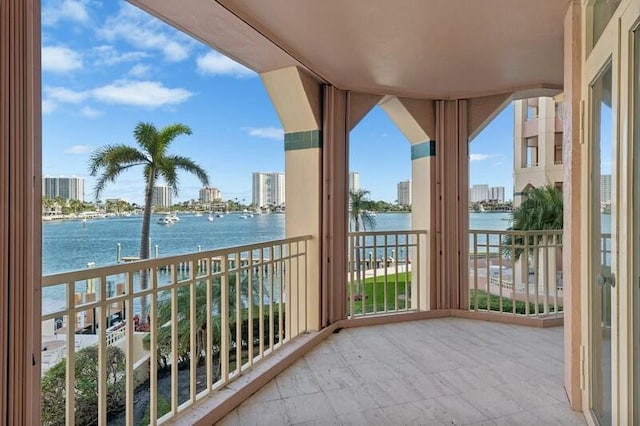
(218, 317, 585, 425)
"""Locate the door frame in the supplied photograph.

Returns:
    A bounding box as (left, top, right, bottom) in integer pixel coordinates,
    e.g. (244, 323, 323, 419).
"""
(580, 0, 640, 424)
(581, 2, 620, 425)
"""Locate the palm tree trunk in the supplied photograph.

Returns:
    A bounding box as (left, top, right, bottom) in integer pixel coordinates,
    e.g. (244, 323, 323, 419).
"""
(139, 176, 154, 320)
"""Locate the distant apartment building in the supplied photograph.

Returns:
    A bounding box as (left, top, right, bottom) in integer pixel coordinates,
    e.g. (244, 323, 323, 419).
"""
(152, 186, 172, 208)
(252, 172, 285, 208)
(397, 180, 412, 206)
(199, 186, 221, 204)
(513, 96, 564, 206)
(469, 184, 489, 203)
(488, 186, 505, 203)
(349, 171, 360, 193)
(600, 174, 612, 203)
(42, 176, 84, 202)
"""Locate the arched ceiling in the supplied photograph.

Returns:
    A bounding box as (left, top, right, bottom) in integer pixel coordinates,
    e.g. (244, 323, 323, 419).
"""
(130, 0, 570, 99)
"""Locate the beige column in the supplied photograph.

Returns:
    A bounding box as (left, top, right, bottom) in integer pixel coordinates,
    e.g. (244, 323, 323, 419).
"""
(262, 67, 323, 330)
(0, 0, 42, 424)
(380, 96, 436, 310)
(562, 0, 582, 411)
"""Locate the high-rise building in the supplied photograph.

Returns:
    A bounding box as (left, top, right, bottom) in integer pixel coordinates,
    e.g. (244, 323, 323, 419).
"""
(488, 186, 505, 203)
(469, 184, 489, 203)
(397, 180, 412, 206)
(513, 96, 564, 206)
(199, 186, 221, 204)
(252, 172, 285, 208)
(152, 186, 172, 208)
(600, 174, 612, 203)
(349, 172, 360, 193)
(42, 176, 85, 202)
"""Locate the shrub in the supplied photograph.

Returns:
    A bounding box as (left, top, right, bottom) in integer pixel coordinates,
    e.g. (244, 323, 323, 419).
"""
(41, 345, 126, 426)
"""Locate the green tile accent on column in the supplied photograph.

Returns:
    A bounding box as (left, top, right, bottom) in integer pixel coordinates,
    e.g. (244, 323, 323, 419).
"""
(284, 130, 322, 151)
(411, 140, 436, 160)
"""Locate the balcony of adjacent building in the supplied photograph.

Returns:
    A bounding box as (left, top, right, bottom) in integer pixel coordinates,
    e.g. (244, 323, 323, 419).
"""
(38, 227, 585, 425)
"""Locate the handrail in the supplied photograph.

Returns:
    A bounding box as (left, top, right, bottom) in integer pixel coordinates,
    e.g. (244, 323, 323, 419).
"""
(40, 235, 312, 426)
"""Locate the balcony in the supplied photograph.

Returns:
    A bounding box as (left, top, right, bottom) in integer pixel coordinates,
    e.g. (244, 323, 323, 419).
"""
(217, 318, 584, 425)
(40, 230, 577, 425)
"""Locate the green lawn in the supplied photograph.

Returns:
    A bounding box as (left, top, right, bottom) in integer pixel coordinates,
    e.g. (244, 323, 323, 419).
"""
(348, 272, 410, 315)
(468, 289, 563, 314)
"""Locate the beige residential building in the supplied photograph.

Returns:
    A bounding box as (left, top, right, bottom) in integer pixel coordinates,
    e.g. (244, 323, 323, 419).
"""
(513, 96, 564, 205)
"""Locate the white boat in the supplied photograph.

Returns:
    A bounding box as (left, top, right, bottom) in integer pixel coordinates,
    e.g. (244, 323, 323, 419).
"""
(238, 215, 248, 219)
(170, 213, 180, 222)
(208, 214, 214, 222)
(194, 212, 203, 217)
(157, 215, 174, 225)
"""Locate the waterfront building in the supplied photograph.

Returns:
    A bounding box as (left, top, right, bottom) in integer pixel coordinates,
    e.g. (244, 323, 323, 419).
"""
(469, 184, 489, 203)
(397, 179, 411, 206)
(488, 186, 505, 203)
(5, 1, 640, 424)
(601, 174, 612, 203)
(252, 172, 285, 208)
(348, 171, 360, 193)
(513, 96, 564, 206)
(199, 186, 221, 204)
(152, 186, 172, 208)
(42, 176, 84, 202)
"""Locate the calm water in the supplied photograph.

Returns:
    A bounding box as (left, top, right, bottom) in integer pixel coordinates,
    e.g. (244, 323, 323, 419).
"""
(43, 212, 514, 275)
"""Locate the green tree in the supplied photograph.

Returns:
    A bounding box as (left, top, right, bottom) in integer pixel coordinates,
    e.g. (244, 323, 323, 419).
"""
(503, 185, 563, 260)
(89, 123, 209, 311)
(143, 271, 268, 373)
(41, 345, 126, 426)
(349, 189, 376, 232)
(349, 189, 376, 296)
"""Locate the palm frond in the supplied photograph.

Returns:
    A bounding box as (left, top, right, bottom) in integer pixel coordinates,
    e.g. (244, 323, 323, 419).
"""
(167, 155, 210, 186)
(157, 124, 192, 152)
(133, 122, 159, 155)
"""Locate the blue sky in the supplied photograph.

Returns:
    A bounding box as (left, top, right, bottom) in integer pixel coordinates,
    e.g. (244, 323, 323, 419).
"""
(42, 0, 514, 204)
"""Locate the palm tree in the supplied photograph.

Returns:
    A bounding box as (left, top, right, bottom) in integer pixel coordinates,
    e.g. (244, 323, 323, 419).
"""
(89, 122, 210, 316)
(349, 189, 376, 232)
(503, 185, 563, 260)
(90, 122, 209, 260)
(349, 189, 376, 297)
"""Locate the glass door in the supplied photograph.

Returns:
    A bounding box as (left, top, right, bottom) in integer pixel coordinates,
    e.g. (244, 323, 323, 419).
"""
(589, 62, 614, 426)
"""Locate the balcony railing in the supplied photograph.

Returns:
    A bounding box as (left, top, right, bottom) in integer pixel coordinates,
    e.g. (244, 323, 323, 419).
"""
(41, 235, 311, 426)
(347, 230, 428, 318)
(469, 230, 563, 316)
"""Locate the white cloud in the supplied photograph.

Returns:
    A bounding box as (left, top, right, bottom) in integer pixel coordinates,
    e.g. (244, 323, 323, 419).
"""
(45, 86, 88, 103)
(79, 106, 102, 118)
(65, 144, 94, 155)
(99, 3, 193, 62)
(92, 80, 192, 108)
(42, 46, 83, 73)
(245, 127, 284, 140)
(128, 64, 151, 78)
(42, 0, 90, 26)
(45, 80, 192, 109)
(92, 45, 148, 66)
(469, 153, 499, 162)
(196, 51, 254, 77)
(42, 99, 57, 114)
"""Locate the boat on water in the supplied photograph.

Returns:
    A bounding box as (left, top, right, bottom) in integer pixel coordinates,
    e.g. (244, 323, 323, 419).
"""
(238, 215, 248, 219)
(170, 213, 180, 222)
(157, 215, 174, 225)
(208, 213, 214, 222)
(194, 212, 203, 217)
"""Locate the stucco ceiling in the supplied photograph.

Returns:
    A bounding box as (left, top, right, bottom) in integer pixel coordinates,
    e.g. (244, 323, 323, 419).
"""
(130, 0, 570, 99)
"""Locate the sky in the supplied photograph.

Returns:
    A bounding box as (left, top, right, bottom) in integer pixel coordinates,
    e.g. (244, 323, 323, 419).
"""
(42, 0, 515, 205)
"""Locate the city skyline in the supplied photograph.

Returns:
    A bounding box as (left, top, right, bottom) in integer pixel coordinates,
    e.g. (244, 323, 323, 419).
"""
(41, 1, 514, 205)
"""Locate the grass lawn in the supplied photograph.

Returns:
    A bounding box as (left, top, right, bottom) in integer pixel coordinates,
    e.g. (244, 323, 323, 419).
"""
(468, 289, 563, 314)
(348, 272, 410, 315)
